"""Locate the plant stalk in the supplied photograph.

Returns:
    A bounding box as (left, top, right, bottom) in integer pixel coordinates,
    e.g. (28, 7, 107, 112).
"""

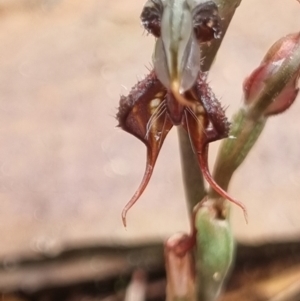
(177, 0, 244, 213)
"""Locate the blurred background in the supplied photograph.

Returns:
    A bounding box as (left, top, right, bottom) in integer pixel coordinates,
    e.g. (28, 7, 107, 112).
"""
(1, 0, 300, 299)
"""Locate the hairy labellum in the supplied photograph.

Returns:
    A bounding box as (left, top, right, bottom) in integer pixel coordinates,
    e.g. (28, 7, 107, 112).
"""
(117, 72, 246, 226)
(117, 0, 246, 226)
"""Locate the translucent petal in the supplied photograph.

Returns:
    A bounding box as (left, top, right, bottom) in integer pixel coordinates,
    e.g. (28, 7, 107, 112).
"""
(179, 35, 201, 92)
(153, 37, 171, 89)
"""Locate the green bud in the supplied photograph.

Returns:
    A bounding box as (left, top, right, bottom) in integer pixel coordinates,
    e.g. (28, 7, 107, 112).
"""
(194, 200, 235, 301)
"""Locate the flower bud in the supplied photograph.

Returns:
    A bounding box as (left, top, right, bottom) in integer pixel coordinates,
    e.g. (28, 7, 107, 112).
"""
(243, 33, 300, 116)
(165, 233, 195, 301)
(194, 199, 234, 301)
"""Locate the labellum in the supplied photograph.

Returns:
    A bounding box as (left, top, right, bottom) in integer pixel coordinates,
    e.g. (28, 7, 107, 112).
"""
(117, 0, 247, 226)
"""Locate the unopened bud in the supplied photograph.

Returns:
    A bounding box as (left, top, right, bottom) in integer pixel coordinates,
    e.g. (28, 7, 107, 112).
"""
(243, 33, 300, 116)
(165, 233, 195, 301)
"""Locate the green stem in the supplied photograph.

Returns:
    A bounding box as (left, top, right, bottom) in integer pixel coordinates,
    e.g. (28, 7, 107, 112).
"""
(211, 40, 300, 196)
(178, 0, 244, 214)
(177, 2, 244, 300)
(178, 127, 206, 214)
(211, 111, 266, 194)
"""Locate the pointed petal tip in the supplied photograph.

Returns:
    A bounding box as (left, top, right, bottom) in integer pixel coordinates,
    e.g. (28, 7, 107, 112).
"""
(198, 149, 248, 223)
(121, 210, 127, 228)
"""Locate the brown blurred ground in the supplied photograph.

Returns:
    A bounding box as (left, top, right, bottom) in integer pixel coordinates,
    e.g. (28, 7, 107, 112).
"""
(0, 0, 300, 261)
